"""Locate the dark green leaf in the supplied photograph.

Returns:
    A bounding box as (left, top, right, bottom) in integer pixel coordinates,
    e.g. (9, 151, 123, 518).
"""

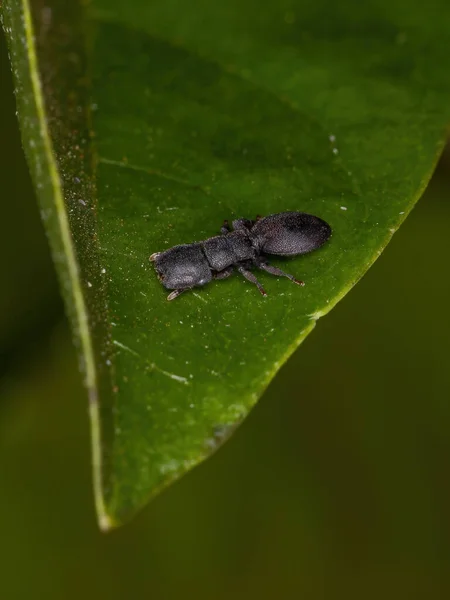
(2, 0, 449, 527)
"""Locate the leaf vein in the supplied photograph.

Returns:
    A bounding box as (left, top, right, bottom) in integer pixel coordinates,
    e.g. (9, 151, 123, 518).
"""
(98, 156, 211, 196)
(112, 339, 189, 385)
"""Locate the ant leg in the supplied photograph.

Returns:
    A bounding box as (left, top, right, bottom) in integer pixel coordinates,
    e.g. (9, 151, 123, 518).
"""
(237, 265, 267, 296)
(256, 259, 305, 286)
(167, 288, 190, 301)
(214, 266, 234, 280)
(221, 220, 231, 235)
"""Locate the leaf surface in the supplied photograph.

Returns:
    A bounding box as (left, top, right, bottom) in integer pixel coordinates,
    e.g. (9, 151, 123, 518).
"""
(2, 0, 450, 527)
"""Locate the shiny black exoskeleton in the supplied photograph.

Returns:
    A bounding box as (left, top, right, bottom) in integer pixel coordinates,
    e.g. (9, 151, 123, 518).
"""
(150, 212, 332, 300)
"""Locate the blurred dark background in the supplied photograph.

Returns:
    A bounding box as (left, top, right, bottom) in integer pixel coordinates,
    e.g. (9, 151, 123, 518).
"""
(1, 28, 450, 599)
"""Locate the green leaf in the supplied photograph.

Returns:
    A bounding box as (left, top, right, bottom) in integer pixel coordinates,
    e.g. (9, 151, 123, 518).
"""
(2, 0, 449, 528)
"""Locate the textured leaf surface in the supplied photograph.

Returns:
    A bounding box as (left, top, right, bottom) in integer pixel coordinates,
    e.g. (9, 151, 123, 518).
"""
(2, 0, 450, 527)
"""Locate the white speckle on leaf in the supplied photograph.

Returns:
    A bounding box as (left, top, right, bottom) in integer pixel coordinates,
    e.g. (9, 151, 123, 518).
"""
(159, 459, 180, 475)
(340, 206, 347, 211)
